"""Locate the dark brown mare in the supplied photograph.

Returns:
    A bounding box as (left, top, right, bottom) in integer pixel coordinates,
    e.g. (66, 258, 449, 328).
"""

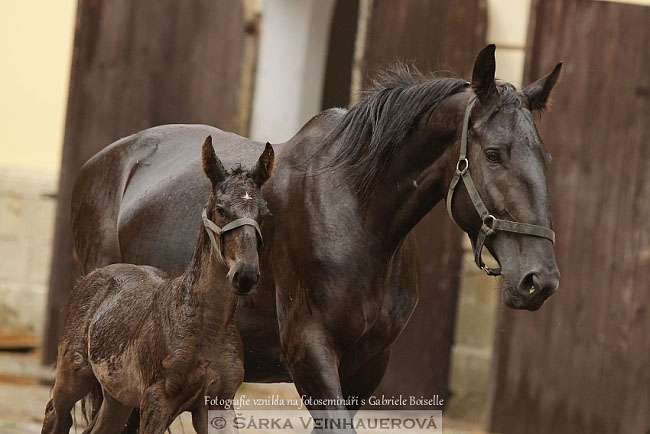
(44, 138, 274, 434)
(71, 45, 561, 433)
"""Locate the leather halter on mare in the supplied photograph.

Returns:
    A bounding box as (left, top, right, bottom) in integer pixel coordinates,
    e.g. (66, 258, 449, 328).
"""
(202, 208, 263, 266)
(446, 96, 555, 276)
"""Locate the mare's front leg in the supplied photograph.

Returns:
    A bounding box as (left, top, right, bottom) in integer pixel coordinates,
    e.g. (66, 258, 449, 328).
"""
(340, 350, 390, 413)
(282, 320, 356, 434)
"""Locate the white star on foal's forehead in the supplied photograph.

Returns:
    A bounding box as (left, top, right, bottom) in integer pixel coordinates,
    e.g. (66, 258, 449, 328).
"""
(242, 192, 252, 201)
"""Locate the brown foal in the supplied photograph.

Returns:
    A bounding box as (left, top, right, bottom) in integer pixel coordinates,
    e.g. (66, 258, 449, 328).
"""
(42, 136, 274, 434)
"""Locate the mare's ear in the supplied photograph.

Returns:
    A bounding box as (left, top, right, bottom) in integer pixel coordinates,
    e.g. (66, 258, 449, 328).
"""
(523, 62, 563, 111)
(472, 44, 497, 103)
(251, 142, 275, 187)
(202, 136, 227, 189)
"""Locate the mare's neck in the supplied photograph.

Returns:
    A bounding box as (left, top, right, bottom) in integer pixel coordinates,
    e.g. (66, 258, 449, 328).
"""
(364, 91, 470, 251)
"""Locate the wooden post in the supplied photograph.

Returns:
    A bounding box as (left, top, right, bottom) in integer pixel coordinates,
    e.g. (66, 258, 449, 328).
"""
(487, 1, 650, 432)
(363, 0, 487, 405)
(42, 0, 246, 364)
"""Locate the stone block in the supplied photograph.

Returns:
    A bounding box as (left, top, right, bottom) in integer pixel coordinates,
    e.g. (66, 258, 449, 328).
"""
(20, 197, 56, 242)
(0, 239, 29, 281)
(453, 291, 498, 348)
(0, 194, 23, 238)
(0, 282, 47, 335)
(25, 243, 52, 285)
(446, 345, 492, 424)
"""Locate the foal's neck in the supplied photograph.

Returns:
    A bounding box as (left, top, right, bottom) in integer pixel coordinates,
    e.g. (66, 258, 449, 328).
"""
(178, 224, 237, 333)
(365, 91, 471, 251)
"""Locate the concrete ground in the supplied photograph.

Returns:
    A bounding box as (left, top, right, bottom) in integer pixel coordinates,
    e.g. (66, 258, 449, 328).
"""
(0, 350, 488, 434)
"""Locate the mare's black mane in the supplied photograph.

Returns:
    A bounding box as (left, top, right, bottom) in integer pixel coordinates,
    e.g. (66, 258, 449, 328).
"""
(315, 64, 525, 200)
(315, 65, 468, 198)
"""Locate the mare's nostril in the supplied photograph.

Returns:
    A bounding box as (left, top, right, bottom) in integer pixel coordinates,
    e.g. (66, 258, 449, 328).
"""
(532, 274, 541, 295)
(519, 272, 535, 295)
(529, 272, 559, 297)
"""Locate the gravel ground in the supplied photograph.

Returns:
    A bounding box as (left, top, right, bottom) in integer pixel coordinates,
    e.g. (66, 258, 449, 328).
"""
(0, 351, 487, 434)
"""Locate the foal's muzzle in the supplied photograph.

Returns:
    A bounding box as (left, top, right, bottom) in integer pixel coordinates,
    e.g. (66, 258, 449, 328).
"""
(229, 262, 260, 294)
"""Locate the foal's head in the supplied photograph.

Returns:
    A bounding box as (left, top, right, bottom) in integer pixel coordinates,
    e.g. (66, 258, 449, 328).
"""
(450, 45, 562, 310)
(201, 136, 274, 294)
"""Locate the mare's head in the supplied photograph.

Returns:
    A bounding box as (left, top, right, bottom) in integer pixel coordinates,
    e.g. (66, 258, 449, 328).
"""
(450, 45, 562, 310)
(201, 136, 274, 294)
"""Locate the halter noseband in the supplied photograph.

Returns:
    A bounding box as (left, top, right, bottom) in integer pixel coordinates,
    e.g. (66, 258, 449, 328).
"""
(202, 208, 263, 266)
(446, 96, 555, 276)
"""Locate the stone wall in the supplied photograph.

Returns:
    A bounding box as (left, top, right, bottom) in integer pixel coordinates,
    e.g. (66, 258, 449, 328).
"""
(0, 166, 58, 339)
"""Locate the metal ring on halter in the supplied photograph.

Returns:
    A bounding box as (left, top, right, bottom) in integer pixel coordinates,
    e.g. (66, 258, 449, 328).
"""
(456, 158, 469, 173)
(482, 214, 495, 228)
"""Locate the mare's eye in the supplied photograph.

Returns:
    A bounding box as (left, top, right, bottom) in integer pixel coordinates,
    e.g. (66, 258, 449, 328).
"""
(485, 150, 501, 163)
(216, 206, 226, 217)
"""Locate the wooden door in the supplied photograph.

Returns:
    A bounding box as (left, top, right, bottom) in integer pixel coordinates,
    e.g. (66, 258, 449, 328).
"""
(488, 1, 650, 432)
(43, 0, 246, 363)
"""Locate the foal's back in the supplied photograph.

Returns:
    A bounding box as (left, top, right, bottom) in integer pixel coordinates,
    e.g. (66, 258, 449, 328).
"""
(63, 264, 167, 344)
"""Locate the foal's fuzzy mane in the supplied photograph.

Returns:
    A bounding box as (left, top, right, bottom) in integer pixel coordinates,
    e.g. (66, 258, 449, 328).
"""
(313, 64, 525, 201)
(228, 165, 247, 176)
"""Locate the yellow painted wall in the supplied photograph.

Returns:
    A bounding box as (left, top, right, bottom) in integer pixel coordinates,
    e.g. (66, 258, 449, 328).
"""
(0, 1, 77, 172)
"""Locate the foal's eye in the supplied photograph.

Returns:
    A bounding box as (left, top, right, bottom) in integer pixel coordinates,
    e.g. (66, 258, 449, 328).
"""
(216, 206, 226, 217)
(485, 150, 501, 163)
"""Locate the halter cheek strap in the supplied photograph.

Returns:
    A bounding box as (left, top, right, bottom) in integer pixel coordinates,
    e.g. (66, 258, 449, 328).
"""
(201, 208, 264, 266)
(446, 96, 555, 276)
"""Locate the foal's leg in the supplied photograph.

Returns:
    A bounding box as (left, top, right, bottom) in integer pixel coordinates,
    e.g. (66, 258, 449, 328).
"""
(84, 390, 132, 434)
(192, 378, 242, 434)
(42, 349, 95, 434)
(191, 404, 209, 434)
(139, 383, 175, 434)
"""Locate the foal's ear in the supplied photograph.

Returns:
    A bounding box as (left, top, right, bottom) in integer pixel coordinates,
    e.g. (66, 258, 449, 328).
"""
(251, 142, 275, 187)
(472, 44, 496, 103)
(202, 136, 227, 188)
(523, 62, 563, 111)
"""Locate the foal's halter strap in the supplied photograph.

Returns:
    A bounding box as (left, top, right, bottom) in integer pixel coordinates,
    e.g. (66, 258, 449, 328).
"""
(201, 208, 263, 266)
(446, 96, 555, 276)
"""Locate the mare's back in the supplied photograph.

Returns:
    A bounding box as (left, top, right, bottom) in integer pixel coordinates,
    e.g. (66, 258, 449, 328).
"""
(77, 124, 264, 275)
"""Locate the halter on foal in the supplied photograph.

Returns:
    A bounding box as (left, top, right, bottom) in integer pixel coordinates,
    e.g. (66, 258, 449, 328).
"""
(42, 137, 274, 434)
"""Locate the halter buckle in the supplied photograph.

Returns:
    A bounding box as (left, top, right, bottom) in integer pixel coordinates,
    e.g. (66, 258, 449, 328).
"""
(456, 158, 469, 174)
(480, 214, 496, 236)
(482, 214, 495, 228)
